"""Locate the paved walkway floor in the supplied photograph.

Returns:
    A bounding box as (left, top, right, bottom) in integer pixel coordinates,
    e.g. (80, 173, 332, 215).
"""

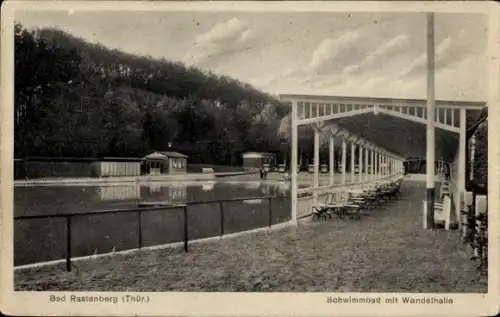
(15, 181, 486, 292)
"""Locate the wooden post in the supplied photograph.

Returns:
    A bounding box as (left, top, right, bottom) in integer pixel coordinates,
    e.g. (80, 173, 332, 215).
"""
(290, 101, 298, 225)
(66, 216, 72, 272)
(220, 201, 225, 236)
(137, 211, 142, 249)
(426, 12, 436, 229)
(183, 205, 189, 252)
(268, 197, 273, 227)
(423, 200, 428, 229)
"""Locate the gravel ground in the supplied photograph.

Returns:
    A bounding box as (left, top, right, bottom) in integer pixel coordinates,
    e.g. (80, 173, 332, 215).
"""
(15, 181, 486, 292)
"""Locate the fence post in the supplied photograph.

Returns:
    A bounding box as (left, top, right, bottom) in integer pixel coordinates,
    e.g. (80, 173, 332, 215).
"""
(220, 202, 224, 237)
(183, 205, 188, 253)
(268, 197, 273, 227)
(137, 211, 142, 249)
(66, 216, 72, 272)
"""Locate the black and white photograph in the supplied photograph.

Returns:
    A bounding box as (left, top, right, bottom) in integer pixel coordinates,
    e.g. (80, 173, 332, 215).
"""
(1, 1, 498, 316)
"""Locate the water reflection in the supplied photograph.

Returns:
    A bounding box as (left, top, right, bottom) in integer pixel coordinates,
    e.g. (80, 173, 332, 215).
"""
(201, 181, 216, 192)
(140, 183, 188, 204)
(97, 185, 141, 201)
(15, 180, 290, 217)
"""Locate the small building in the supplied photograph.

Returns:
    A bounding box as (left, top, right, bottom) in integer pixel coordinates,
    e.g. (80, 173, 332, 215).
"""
(94, 157, 143, 177)
(143, 151, 188, 175)
(242, 152, 276, 171)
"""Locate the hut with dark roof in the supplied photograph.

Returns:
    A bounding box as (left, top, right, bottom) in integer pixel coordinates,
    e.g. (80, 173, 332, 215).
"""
(143, 151, 188, 175)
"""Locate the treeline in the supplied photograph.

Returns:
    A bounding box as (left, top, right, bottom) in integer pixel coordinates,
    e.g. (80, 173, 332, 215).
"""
(14, 23, 291, 165)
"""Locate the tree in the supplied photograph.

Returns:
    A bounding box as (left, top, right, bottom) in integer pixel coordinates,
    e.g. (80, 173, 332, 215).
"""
(15, 24, 82, 157)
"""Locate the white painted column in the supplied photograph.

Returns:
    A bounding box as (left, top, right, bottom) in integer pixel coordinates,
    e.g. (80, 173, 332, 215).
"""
(364, 147, 369, 181)
(425, 12, 436, 229)
(358, 142, 363, 183)
(350, 140, 355, 184)
(313, 128, 320, 204)
(290, 101, 298, 226)
(375, 151, 379, 179)
(341, 136, 347, 185)
(470, 134, 476, 181)
(371, 150, 375, 180)
(329, 133, 334, 185)
(457, 108, 467, 219)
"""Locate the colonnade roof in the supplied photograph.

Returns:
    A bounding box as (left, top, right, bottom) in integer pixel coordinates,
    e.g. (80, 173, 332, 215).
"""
(330, 111, 480, 162)
(280, 94, 486, 162)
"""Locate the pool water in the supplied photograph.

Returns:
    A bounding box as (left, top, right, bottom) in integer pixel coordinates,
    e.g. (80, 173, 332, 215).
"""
(14, 181, 291, 266)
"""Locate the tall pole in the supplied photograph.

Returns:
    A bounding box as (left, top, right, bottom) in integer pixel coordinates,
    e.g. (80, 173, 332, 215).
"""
(291, 101, 298, 226)
(426, 12, 436, 229)
(458, 108, 467, 219)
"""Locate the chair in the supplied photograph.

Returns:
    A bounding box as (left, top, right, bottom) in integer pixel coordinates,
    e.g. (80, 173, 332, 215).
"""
(312, 193, 337, 221)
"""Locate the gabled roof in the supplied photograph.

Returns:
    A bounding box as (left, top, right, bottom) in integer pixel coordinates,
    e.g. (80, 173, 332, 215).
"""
(145, 151, 188, 159)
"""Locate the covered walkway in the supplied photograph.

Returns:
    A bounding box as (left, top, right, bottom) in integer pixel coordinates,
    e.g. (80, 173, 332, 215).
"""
(15, 182, 486, 292)
(279, 13, 487, 231)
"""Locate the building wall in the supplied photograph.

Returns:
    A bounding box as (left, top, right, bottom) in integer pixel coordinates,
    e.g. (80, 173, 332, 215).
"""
(168, 158, 187, 174)
(97, 161, 141, 177)
(23, 161, 97, 179)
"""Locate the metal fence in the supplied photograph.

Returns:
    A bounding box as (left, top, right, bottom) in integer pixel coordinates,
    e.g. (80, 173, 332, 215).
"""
(14, 195, 290, 271)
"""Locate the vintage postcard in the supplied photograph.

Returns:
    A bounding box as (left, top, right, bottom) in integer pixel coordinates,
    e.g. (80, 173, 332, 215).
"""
(1, 1, 499, 316)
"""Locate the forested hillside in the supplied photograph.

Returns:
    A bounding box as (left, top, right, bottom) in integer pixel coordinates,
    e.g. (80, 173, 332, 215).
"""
(14, 23, 292, 165)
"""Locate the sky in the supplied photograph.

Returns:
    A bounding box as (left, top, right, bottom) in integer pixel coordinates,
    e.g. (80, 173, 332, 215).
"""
(16, 10, 488, 101)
